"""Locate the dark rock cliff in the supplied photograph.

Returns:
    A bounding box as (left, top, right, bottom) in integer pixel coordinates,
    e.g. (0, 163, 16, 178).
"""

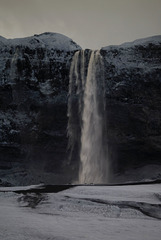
(0, 32, 81, 185)
(101, 36, 161, 177)
(0, 33, 161, 185)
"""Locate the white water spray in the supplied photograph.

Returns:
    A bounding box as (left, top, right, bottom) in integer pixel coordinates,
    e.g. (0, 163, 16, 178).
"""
(68, 50, 109, 184)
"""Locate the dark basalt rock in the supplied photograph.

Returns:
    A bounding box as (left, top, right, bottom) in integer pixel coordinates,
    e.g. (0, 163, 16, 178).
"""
(0, 33, 81, 185)
(101, 37, 161, 175)
(0, 33, 161, 185)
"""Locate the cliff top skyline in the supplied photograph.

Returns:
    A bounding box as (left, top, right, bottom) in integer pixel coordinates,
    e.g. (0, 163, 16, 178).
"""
(0, 0, 161, 49)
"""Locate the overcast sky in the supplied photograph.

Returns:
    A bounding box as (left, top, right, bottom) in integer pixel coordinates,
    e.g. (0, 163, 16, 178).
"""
(0, 0, 161, 49)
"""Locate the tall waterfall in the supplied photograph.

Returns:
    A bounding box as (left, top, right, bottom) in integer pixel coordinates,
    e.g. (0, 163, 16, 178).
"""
(67, 50, 109, 184)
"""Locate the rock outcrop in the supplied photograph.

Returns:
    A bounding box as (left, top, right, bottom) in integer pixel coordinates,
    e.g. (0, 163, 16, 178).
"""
(0, 33, 161, 185)
(101, 36, 161, 176)
(0, 32, 81, 185)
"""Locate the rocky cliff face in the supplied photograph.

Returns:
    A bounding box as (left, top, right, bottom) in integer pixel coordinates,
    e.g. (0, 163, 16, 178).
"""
(0, 33, 161, 185)
(0, 32, 81, 185)
(101, 36, 161, 177)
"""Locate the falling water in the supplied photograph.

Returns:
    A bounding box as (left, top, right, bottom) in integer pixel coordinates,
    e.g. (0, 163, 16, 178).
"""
(68, 50, 108, 184)
(10, 47, 19, 84)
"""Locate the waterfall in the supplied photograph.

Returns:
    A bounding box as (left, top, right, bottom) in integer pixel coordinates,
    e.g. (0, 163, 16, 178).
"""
(10, 47, 19, 84)
(68, 50, 109, 184)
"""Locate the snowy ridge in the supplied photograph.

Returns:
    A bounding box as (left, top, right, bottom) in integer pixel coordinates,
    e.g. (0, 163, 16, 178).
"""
(0, 32, 81, 51)
(102, 35, 161, 50)
(100, 34, 161, 75)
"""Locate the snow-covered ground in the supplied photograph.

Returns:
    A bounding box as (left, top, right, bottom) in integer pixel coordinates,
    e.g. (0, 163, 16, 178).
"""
(0, 184, 161, 240)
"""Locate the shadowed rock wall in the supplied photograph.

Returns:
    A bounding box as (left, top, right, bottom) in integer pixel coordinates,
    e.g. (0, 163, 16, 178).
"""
(0, 34, 161, 185)
(101, 38, 161, 174)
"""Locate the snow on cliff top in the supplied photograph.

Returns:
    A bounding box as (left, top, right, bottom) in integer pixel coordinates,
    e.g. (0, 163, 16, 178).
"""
(0, 32, 81, 51)
(102, 35, 161, 50)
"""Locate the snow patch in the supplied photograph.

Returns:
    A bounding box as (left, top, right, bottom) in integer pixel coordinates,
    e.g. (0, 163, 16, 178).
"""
(0, 32, 81, 51)
(102, 35, 161, 50)
(0, 184, 161, 240)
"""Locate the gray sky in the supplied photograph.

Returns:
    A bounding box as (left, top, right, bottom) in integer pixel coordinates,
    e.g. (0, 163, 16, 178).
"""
(0, 0, 161, 49)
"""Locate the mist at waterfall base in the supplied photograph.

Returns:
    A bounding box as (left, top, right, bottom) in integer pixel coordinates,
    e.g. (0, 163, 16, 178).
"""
(67, 50, 109, 184)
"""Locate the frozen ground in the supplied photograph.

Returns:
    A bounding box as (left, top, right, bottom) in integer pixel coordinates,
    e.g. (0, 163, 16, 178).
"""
(0, 184, 161, 240)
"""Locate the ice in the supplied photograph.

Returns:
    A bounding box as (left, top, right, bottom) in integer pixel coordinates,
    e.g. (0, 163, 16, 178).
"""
(0, 184, 161, 240)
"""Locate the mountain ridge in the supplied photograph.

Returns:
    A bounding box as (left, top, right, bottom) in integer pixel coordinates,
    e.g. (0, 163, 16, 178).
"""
(0, 32, 81, 51)
(1, 32, 161, 51)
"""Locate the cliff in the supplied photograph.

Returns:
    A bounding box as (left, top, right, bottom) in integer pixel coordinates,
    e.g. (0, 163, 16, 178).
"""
(101, 36, 161, 178)
(0, 32, 81, 185)
(0, 33, 161, 185)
